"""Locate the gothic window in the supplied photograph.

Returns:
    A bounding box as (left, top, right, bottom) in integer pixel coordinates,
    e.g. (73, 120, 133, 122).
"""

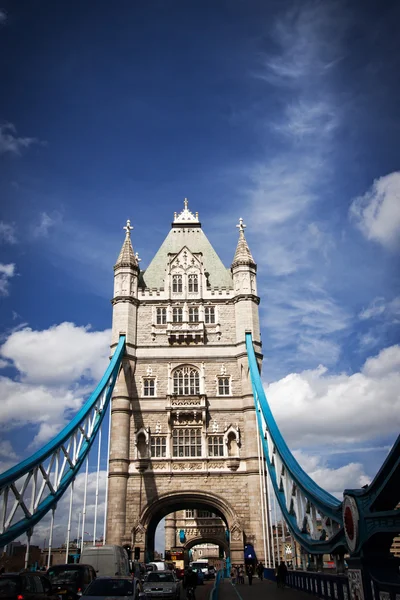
(208, 435, 224, 457)
(189, 307, 199, 322)
(217, 377, 230, 396)
(151, 436, 166, 458)
(173, 428, 202, 457)
(172, 307, 183, 323)
(188, 274, 198, 293)
(156, 307, 167, 324)
(172, 274, 183, 293)
(173, 366, 200, 395)
(185, 510, 195, 518)
(143, 378, 155, 396)
(205, 307, 215, 324)
(198, 510, 214, 518)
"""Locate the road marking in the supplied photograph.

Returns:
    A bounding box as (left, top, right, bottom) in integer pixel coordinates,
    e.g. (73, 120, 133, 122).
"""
(230, 581, 244, 600)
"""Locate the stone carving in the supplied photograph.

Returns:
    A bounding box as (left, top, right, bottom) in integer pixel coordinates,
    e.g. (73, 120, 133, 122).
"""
(348, 570, 364, 600)
(212, 420, 219, 433)
(155, 421, 161, 434)
(172, 462, 202, 471)
(208, 462, 223, 469)
(172, 398, 201, 407)
(231, 521, 242, 542)
(146, 365, 153, 376)
(134, 524, 146, 544)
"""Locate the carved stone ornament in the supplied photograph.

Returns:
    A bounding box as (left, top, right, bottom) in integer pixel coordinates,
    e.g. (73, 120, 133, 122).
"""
(348, 570, 365, 600)
(342, 495, 359, 554)
(134, 524, 146, 544)
(230, 522, 242, 542)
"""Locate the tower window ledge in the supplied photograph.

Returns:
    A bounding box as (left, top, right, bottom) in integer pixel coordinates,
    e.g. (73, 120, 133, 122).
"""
(167, 394, 207, 409)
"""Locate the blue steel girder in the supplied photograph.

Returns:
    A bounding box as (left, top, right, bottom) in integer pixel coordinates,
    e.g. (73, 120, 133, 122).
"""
(343, 433, 400, 556)
(0, 336, 126, 547)
(245, 332, 346, 555)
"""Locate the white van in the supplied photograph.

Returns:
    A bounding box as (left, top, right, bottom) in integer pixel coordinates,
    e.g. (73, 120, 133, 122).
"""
(80, 545, 130, 577)
(147, 561, 167, 572)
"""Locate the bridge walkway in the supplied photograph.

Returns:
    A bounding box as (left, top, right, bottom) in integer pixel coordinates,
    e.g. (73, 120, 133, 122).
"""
(218, 576, 311, 600)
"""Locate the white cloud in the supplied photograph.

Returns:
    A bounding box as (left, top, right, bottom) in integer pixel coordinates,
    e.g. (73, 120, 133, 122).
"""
(32, 212, 62, 239)
(264, 2, 346, 84)
(260, 281, 350, 371)
(0, 323, 111, 447)
(1, 322, 111, 385)
(0, 123, 41, 156)
(0, 262, 16, 296)
(350, 171, 400, 249)
(274, 99, 338, 140)
(0, 221, 17, 244)
(359, 295, 400, 321)
(0, 439, 17, 460)
(266, 344, 400, 447)
(293, 450, 370, 498)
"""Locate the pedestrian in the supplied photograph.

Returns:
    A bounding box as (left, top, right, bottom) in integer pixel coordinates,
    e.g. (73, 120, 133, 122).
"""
(239, 565, 244, 584)
(257, 562, 264, 580)
(247, 566, 253, 586)
(230, 568, 236, 585)
(277, 561, 288, 589)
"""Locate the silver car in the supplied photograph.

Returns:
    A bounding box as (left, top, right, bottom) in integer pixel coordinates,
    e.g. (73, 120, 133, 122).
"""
(82, 576, 141, 600)
(141, 571, 180, 600)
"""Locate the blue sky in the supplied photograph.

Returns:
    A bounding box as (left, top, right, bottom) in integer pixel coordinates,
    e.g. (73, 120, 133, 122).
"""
(0, 0, 399, 549)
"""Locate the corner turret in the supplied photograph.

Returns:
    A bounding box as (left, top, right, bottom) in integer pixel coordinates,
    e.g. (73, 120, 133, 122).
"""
(111, 219, 140, 346)
(231, 218, 260, 344)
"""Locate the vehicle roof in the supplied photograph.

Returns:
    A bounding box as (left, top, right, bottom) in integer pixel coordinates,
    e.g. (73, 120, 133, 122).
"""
(91, 577, 133, 581)
(0, 573, 45, 576)
(48, 564, 92, 569)
(146, 570, 172, 574)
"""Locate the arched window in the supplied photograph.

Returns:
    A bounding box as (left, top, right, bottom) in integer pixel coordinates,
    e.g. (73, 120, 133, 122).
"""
(173, 366, 200, 395)
(172, 274, 183, 293)
(188, 274, 198, 293)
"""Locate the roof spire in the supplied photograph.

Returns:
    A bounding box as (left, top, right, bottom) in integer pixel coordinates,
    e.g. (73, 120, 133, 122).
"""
(123, 219, 133, 238)
(173, 198, 200, 226)
(114, 218, 139, 269)
(231, 217, 256, 268)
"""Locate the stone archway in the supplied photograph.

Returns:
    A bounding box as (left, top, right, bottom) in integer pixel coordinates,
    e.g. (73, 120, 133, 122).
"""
(184, 535, 229, 563)
(131, 490, 244, 564)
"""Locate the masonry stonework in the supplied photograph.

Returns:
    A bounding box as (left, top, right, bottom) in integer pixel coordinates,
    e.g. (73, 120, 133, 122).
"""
(106, 202, 264, 564)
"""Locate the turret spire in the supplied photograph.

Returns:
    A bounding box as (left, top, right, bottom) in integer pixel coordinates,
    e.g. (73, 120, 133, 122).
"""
(232, 217, 256, 268)
(114, 219, 138, 269)
(173, 198, 200, 225)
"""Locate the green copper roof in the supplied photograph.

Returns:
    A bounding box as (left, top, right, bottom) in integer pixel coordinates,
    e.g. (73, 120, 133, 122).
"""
(141, 226, 233, 290)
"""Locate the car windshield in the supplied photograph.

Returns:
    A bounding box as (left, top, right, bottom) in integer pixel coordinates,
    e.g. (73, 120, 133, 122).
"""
(47, 569, 80, 583)
(84, 579, 133, 596)
(146, 573, 174, 583)
(0, 578, 19, 597)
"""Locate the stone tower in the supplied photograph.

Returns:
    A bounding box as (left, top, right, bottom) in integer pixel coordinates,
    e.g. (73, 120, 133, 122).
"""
(106, 200, 263, 565)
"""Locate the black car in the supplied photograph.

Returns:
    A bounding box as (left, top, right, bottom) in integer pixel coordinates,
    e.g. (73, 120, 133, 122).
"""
(0, 572, 59, 600)
(47, 565, 96, 600)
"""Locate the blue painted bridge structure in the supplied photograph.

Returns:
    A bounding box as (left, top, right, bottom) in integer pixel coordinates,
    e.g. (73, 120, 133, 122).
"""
(0, 333, 399, 600)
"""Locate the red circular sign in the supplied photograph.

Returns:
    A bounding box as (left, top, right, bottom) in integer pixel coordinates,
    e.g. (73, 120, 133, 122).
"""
(344, 505, 354, 540)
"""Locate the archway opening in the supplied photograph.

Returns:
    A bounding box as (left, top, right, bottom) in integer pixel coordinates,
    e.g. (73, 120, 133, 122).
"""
(138, 492, 234, 565)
